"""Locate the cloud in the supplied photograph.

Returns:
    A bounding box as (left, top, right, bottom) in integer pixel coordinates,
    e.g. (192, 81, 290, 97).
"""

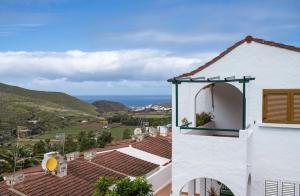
(0, 49, 213, 82)
(119, 31, 241, 44)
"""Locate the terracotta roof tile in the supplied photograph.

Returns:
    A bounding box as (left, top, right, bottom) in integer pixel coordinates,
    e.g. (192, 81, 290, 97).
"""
(92, 150, 159, 176)
(132, 136, 172, 159)
(172, 35, 300, 79)
(0, 136, 172, 195)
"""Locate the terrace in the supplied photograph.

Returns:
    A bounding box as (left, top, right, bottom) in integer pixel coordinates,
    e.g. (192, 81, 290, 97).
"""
(168, 76, 255, 137)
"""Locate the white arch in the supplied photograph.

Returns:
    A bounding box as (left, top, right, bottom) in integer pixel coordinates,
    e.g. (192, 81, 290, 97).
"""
(194, 82, 243, 130)
(179, 176, 237, 196)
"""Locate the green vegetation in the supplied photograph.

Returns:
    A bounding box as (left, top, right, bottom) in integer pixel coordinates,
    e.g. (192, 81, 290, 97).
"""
(0, 82, 99, 145)
(0, 146, 40, 179)
(196, 112, 214, 127)
(94, 177, 153, 196)
(122, 128, 131, 139)
(93, 100, 129, 113)
(108, 114, 171, 127)
(33, 126, 94, 139)
(105, 126, 135, 140)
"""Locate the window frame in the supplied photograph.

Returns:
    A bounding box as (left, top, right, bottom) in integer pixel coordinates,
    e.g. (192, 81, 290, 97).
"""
(263, 89, 300, 124)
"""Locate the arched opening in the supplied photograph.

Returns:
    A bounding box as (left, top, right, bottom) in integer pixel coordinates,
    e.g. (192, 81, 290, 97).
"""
(193, 83, 243, 136)
(180, 177, 235, 196)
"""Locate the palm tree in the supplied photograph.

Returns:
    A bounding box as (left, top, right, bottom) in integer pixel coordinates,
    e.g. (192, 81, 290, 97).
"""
(0, 146, 40, 179)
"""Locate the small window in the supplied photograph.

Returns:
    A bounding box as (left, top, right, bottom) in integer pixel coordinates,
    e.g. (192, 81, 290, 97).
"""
(263, 89, 300, 124)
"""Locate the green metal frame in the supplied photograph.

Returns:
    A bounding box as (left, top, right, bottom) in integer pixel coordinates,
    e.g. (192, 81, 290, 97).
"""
(169, 76, 255, 131)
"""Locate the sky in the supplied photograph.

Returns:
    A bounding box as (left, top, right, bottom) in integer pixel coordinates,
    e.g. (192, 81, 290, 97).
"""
(0, 0, 299, 95)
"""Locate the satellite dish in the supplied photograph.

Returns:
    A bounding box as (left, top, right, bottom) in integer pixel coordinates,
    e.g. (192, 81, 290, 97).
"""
(42, 156, 58, 172)
(46, 157, 58, 172)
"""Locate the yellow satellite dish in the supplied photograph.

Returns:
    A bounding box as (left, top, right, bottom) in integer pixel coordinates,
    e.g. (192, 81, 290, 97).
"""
(46, 157, 58, 172)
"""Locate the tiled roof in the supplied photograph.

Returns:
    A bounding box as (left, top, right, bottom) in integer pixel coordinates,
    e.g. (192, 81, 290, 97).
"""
(0, 136, 172, 195)
(172, 35, 300, 79)
(0, 181, 18, 196)
(132, 136, 172, 159)
(92, 150, 159, 176)
(0, 159, 124, 196)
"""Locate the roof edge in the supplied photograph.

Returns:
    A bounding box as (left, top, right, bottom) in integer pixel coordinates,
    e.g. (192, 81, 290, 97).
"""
(169, 35, 300, 80)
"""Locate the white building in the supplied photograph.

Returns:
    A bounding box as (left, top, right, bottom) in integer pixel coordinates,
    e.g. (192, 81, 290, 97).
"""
(169, 36, 300, 196)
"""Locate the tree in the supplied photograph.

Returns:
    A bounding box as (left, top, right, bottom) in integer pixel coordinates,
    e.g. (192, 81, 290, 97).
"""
(97, 130, 112, 148)
(77, 131, 89, 151)
(93, 177, 117, 196)
(32, 140, 47, 155)
(122, 128, 131, 139)
(64, 134, 78, 153)
(87, 130, 96, 148)
(0, 146, 39, 179)
(94, 177, 153, 196)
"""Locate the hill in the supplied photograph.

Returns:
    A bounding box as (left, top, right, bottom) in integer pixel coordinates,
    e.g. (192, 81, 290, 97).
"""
(0, 83, 98, 137)
(92, 100, 129, 113)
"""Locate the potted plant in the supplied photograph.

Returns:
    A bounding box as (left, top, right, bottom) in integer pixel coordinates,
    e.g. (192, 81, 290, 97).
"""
(181, 117, 189, 126)
(196, 112, 214, 127)
(207, 186, 218, 196)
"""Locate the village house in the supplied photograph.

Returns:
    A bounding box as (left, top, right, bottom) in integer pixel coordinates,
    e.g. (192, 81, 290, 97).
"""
(169, 36, 300, 196)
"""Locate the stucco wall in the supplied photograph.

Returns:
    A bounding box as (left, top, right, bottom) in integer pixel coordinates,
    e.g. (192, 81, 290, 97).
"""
(172, 41, 300, 196)
(147, 163, 172, 194)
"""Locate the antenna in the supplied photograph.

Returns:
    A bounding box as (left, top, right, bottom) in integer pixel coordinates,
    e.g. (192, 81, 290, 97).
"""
(11, 129, 20, 188)
(56, 133, 65, 155)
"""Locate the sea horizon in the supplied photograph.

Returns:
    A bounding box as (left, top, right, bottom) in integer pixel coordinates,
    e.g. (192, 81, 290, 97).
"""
(76, 94, 171, 107)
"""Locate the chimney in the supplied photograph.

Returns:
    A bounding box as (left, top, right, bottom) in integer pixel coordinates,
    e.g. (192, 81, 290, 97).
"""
(3, 173, 24, 186)
(66, 151, 80, 162)
(84, 151, 96, 161)
(56, 157, 67, 178)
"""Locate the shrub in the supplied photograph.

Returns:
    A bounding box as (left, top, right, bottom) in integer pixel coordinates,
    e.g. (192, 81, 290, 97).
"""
(196, 112, 213, 127)
(97, 130, 112, 148)
(122, 128, 131, 139)
(94, 177, 153, 196)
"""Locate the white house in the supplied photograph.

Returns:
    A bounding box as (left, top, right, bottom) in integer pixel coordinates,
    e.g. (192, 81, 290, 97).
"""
(169, 36, 300, 196)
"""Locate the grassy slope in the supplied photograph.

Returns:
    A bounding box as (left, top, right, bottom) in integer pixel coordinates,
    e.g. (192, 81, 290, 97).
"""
(0, 83, 97, 115)
(0, 83, 98, 133)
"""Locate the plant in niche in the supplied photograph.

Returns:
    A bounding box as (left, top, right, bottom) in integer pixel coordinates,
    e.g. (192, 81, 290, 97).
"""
(181, 117, 188, 126)
(207, 186, 218, 196)
(196, 112, 214, 127)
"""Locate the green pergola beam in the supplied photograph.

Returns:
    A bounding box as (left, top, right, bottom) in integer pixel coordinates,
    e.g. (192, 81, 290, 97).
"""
(168, 77, 255, 83)
(180, 127, 239, 132)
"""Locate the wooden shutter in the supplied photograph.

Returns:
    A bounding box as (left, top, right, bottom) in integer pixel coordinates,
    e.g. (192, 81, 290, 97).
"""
(263, 91, 288, 123)
(265, 180, 278, 196)
(292, 93, 300, 122)
(263, 89, 300, 124)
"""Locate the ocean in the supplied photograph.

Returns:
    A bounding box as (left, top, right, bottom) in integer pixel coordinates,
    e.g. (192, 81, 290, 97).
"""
(76, 95, 171, 107)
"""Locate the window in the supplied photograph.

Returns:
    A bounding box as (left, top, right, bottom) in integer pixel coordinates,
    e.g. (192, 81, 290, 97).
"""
(265, 180, 296, 196)
(263, 89, 300, 124)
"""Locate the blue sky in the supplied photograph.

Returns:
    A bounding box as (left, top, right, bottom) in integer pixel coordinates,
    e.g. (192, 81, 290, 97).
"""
(0, 0, 299, 95)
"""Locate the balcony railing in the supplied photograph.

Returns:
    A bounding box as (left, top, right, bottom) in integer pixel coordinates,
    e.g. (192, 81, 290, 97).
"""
(180, 122, 239, 132)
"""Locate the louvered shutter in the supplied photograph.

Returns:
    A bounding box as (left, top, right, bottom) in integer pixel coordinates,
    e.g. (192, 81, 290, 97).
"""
(292, 93, 300, 122)
(265, 180, 278, 196)
(263, 89, 300, 124)
(282, 182, 295, 196)
(263, 92, 288, 123)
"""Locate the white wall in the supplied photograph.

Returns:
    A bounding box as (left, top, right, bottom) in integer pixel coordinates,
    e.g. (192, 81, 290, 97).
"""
(147, 163, 172, 194)
(172, 41, 300, 196)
